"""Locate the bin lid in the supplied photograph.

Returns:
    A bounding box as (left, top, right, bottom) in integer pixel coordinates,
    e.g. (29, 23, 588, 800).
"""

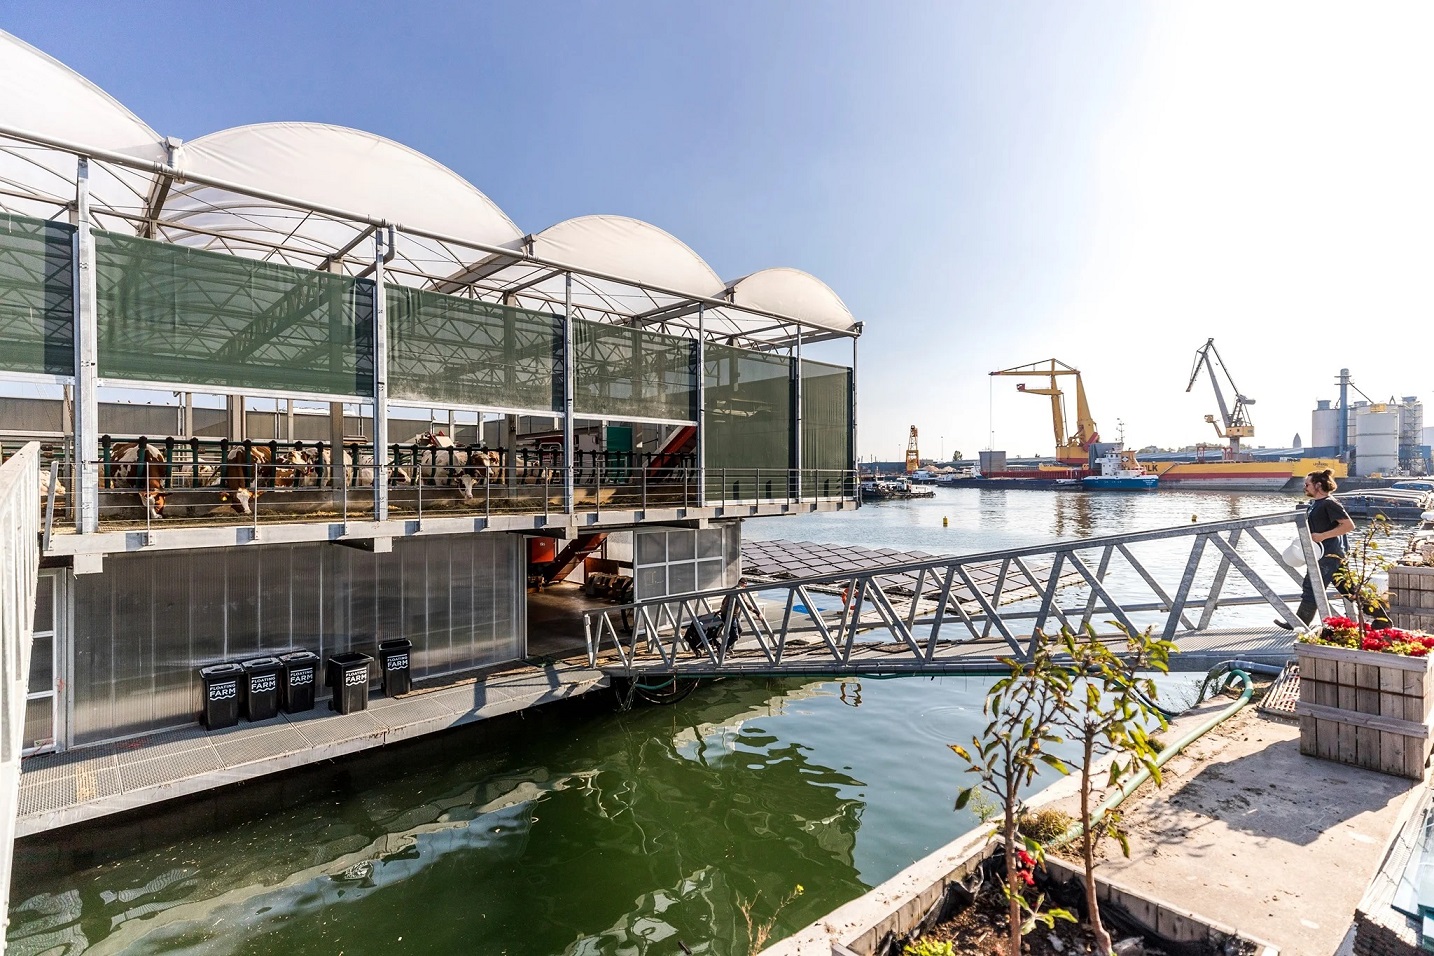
(242, 657, 283, 671)
(379, 639, 413, 651)
(199, 662, 244, 677)
(280, 650, 320, 664)
(328, 652, 374, 666)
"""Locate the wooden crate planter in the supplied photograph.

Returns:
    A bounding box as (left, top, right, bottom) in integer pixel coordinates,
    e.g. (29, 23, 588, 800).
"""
(1389, 566, 1434, 633)
(1296, 642, 1434, 779)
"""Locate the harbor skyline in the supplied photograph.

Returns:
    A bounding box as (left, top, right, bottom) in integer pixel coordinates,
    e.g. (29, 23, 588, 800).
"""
(2, 2, 1429, 459)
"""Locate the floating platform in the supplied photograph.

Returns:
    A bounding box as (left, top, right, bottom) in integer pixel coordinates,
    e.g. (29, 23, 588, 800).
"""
(16, 658, 605, 837)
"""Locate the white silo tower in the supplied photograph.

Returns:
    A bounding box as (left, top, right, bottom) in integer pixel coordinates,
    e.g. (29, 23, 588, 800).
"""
(1311, 399, 1339, 451)
(1355, 403, 1400, 476)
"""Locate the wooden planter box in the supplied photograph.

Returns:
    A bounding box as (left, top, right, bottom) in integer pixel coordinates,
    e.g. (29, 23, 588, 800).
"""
(1296, 642, 1434, 779)
(1388, 566, 1434, 633)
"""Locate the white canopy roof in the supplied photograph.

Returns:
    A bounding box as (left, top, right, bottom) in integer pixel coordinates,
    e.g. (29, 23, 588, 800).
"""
(0, 29, 859, 343)
(0, 30, 165, 231)
(726, 268, 857, 335)
(157, 123, 525, 284)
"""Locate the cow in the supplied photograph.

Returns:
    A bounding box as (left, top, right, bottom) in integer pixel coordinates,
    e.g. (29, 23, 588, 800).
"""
(297, 444, 384, 489)
(106, 442, 167, 520)
(410, 432, 501, 500)
(219, 445, 308, 515)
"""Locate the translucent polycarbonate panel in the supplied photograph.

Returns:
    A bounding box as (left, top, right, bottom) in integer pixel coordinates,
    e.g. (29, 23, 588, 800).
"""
(574, 319, 697, 422)
(95, 231, 374, 396)
(388, 286, 561, 412)
(633, 526, 740, 601)
(0, 212, 74, 377)
(705, 344, 792, 501)
(70, 536, 524, 745)
(23, 696, 53, 752)
(802, 359, 853, 498)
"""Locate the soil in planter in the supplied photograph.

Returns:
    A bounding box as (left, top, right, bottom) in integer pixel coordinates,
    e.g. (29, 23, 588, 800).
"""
(897, 857, 1256, 956)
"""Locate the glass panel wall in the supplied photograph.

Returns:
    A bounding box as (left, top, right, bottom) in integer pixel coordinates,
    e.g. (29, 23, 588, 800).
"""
(0, 212, 74, 377)
(705, 344, 792, 502)
(70, 536, 522, 745)
(574, 319, 697, 423)
(802, 359, 853, 498)
(388, 287, 561, 412)
(95, 232, 374, 396)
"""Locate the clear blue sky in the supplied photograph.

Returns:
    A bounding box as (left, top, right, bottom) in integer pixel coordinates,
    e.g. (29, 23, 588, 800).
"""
(6, 2, 1431, 461)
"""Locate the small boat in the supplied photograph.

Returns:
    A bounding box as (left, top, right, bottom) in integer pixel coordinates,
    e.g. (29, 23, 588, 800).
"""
(1082, 449, 1159, 491)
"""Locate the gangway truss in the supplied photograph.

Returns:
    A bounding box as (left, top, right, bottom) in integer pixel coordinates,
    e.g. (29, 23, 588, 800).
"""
(585, 510, 1328, 678)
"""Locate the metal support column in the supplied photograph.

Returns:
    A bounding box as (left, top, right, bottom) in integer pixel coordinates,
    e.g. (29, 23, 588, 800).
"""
(563, 272, 575, 514)
(696, 304, 706, 507)
(372, 228, 393, 520)
(72, 158, 99, 534)
(851, 335, 860, 493)
(793, 329, 803, 502)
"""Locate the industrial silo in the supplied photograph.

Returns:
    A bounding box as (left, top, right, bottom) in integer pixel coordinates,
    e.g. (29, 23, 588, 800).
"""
(1311, 400, 1339, 451)
(1355, 403, 1400, 476)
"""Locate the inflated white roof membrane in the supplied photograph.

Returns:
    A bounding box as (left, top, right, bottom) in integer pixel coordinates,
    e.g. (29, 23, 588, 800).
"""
(0, 29, 858, 341)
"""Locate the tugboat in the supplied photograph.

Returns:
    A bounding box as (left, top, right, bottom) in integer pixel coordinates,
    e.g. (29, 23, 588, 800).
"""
(1082, 449, 1159, 490)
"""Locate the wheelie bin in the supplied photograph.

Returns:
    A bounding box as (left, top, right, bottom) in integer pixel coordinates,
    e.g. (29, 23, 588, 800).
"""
(241, 657, 283, 721)
(198, 662, 243, 730)
(279, 650, 320, 714)
(378, 639, 413, 697)
(326, 652, 373, 714)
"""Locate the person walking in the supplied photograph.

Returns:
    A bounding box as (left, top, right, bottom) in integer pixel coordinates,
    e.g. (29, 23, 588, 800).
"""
(1276, 468, 1388, 630)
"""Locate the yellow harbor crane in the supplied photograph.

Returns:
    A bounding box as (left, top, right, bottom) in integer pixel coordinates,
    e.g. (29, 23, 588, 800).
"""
(1185, 338, 1255, 460)
(905, 426, 920, 474)
(989, 359, 1100, 466)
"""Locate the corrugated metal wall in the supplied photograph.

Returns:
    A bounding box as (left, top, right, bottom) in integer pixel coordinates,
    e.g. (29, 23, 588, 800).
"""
(71, 535, 523, 745)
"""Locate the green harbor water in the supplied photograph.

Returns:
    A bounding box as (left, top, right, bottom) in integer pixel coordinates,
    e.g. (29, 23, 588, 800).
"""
(11, 488, 1319, 955)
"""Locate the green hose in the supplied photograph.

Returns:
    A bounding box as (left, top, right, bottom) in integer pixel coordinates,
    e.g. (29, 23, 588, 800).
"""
(1051, 667, 1255, 849)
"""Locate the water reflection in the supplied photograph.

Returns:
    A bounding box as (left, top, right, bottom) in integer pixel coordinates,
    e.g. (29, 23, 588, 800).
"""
(10, 680, 873, 956)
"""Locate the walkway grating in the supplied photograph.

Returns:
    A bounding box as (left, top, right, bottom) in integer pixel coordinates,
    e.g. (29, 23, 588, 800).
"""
(16, 657, 605, 837)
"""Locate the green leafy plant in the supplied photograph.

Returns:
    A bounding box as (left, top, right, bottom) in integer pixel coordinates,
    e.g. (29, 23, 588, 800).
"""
(1332, 513, 1393, 630)
(1053, 625, 1174, 956)
(903, 939, 956, 956)
(950, 643, 1076, 953)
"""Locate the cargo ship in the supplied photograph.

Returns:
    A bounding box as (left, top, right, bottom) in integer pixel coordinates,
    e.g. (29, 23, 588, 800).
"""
(1151, 457, 1346, 492)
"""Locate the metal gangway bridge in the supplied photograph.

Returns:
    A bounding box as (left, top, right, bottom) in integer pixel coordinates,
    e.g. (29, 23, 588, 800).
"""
(586, 509, 1330, 681)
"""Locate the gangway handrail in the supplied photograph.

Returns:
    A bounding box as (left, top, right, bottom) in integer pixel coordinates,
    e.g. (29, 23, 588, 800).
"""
(585, 509, 1327, 675)
(0, 442, 41, 945)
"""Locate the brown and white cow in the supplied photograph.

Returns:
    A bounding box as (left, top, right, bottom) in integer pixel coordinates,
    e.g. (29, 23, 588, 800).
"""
(412, 432, 501, 500)
(106, 442, 167, 520)
(219, 445, 307, 514)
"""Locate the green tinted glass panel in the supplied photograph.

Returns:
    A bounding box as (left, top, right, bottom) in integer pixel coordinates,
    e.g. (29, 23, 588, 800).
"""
(95, 232, 374, 396)
(802, 359, 853, 497)
(387, 287, 561, 412)
(575, 319, 696, 422)
(0, 212, 74, 377)
(705, 344, 792, 501)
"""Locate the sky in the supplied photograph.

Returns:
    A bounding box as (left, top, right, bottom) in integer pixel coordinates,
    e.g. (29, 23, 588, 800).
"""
(4, 2, 1431, 462)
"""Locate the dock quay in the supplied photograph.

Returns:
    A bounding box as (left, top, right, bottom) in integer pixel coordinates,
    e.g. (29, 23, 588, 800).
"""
(766, 703, 1424, 956)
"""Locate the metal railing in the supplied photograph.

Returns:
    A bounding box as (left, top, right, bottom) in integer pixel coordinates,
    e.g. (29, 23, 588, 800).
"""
(30, 435, 856, 535)
(0, 442, 41, 941)
(585, 509, 1327, 676)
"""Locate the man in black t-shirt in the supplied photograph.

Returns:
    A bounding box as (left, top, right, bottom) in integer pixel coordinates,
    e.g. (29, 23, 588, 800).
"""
(1276, 470, 1390, 629)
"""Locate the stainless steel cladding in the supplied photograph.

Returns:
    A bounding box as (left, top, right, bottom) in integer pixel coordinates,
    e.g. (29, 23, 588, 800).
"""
(70, 535, 523, 745)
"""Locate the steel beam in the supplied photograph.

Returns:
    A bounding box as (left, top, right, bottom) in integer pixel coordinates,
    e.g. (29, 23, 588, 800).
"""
(72, 158, 99, 534)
